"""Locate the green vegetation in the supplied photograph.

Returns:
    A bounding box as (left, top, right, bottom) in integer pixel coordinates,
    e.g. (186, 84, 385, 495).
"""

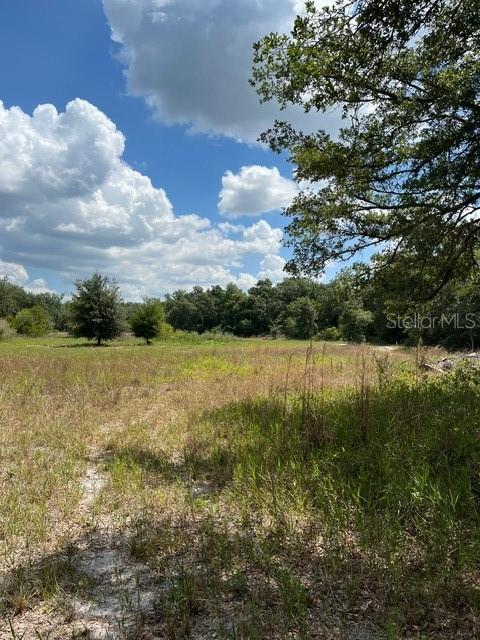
(0, 277, 64, 328)
(283, 296, 318, 339)
(164, 269, 480, 348)
(174, 369, 480, 637)
(0, 319, 13, 341)
(12, 305, 51, 337)
(339, 301, 374, 343)
(2, 2, 479, 637)
(3, 266, 480, 349)
(69, 272, 124, 345)
(1, 336, 479, 637)
(317, 326, 342, 342)
(130, 299, 169, 344)
(252, 0, 480, 301)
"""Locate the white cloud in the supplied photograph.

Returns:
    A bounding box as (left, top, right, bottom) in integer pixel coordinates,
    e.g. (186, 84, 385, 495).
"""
(101, 0, 337, 142)
(235, 272, 258, 291)
(0, 260, 28, 285)
(0, 99, 286, 299)
(0, 260, 53, 293)
(219, 165, 298, 217)
(258, 254, 286, 281)
(0, 100, 124, 201)
(26, 278, 52, 294)
(242, 219, 282, 248)
(217, 221, 245, 234)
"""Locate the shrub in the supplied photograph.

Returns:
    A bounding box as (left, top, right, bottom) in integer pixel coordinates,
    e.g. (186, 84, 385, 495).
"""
(130, 300, 169, 344)
(12, 306, 51, 337)
(316, 326, 342, 341)
(161, 322, 175, 339)
(269, 322, 284, 339)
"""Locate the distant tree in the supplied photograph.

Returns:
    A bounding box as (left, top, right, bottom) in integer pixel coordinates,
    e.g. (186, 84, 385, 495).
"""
(34, 292, 64, 329)
(0, 278, 33, 317)
(121, 301, 143, 323)
(283, 297, 318, 339)
(236, 318, 254, 337)
(221, 283, 249, 333)
(12, 305, 51, 337)
(276, 278, 323, 305)
(189, 286, 218, 332)
(130, 300, 167, 344)
(70, 273, 123, 345)
(165, 294, 200, 332)
(247, 279, 281, 334)
(269, 320, 284, 339)
(54, 302, 74, 333)
(339, 303, 374, 343)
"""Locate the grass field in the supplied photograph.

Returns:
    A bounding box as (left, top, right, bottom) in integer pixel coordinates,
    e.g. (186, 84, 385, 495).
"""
(1, 335, 479, 639)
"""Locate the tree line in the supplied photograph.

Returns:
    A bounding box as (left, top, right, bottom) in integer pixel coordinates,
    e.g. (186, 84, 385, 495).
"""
(0, 274, 168, 345)
(2, 268, 480, 348)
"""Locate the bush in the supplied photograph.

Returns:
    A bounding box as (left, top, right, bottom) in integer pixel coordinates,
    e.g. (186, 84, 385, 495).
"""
(161, 322, 175, 339)
(130, 300, 169, 344)
(12, 306, 51, 337)
(269, 322, 284, 339)
(316, 326, 342, 341)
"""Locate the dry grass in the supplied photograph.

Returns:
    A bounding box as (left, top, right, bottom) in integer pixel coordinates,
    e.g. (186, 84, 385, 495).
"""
(2, 335, 477, 639)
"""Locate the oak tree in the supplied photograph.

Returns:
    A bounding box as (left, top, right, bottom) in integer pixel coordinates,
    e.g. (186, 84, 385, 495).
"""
(252, 0, 480, 300)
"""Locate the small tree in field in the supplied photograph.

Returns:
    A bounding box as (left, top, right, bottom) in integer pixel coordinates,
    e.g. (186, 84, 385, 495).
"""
(70, 273, 123, 345)
(130, 299, 166, 345)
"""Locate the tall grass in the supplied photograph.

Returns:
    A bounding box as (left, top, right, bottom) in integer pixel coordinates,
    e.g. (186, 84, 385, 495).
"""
(1, 336, 477, 638)
(173, 366, 480, 636)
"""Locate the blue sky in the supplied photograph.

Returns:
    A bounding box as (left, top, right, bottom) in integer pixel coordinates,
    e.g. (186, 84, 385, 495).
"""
(0, 0, 337, 299)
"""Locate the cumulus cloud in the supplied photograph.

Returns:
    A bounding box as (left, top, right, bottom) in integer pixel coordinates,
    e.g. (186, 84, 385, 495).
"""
(0, 99, 285, 298)
(26, 278, 53, 294)
(235, 272, 258, 291)
(0, 100, 124, 202)
(0, 260, 29, 285)
(0, 260, 53, 293)
(258, 254, 286, 281)
(219, 165, 298, 217)
(101, 0, 336, 142)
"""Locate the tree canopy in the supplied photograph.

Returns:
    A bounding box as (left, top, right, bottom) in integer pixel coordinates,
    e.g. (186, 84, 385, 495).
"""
(130, 299, 167, 344)
(3, 269, 480, 348)
(0, 277, 63, 325)
(69, 273, 124, 345)
(252, 0, 480, 300)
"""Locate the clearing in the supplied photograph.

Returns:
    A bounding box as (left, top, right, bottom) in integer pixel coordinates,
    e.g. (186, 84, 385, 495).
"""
(1, 336, 479, 639)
